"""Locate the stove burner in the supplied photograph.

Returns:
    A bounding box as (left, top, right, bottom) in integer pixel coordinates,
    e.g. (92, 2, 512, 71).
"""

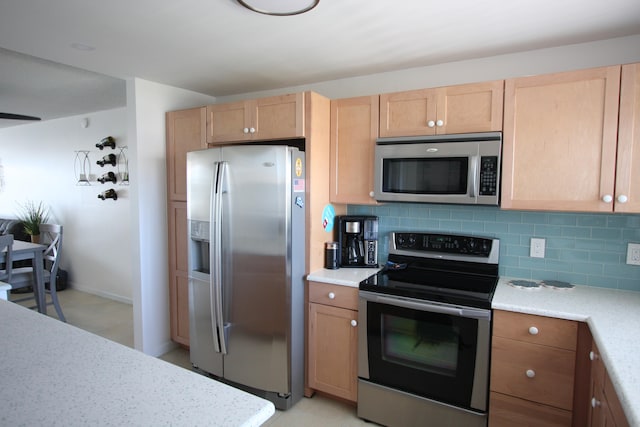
(508, 280, 541, 290)
(541, 280, 574, 290)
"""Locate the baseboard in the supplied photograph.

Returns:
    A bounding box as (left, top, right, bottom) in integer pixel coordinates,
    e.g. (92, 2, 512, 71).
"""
(68, 283, 133, 305)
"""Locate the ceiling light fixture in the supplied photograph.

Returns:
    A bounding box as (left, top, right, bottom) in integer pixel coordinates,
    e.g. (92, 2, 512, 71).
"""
(236, 0, 319, 16)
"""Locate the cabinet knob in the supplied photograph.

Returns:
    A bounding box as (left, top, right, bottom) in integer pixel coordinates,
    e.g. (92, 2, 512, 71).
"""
(369, 191, 375, 198)
(427, 120, 435, 128)
(589, 351, 599, 361)
(528, 326, 539, 335)
(328, 292, 335, 299)
(351, 319, 357, 327)
(617, 195, 628, 203)
(243, 127, 249, 134)
(602, 194, 613, 203)
(526, 369, 536, 378)
(436, 119, 444, 127)
(249, 127, 256, 134)
(591, 397, 601, 408)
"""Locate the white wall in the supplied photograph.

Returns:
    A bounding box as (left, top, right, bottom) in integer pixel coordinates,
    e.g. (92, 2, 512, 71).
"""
(126, 78, 216, 356)
(0, 108, 133, 302)
(216, 34, 640, 102)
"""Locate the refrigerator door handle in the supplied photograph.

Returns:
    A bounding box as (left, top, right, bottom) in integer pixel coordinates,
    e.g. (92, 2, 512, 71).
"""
(210, 162, 221, 353)
(214, 161, 228, 355)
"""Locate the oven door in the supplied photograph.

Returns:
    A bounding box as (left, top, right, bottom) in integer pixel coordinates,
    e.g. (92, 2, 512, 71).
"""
(358, 290, 491, 412)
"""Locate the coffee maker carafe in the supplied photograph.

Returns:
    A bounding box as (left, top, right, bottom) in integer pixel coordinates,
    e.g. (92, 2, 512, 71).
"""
(337, 216, 378, 267)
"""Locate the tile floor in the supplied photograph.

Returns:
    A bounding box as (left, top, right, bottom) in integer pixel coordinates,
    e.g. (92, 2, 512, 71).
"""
(14, 288, 371, 426)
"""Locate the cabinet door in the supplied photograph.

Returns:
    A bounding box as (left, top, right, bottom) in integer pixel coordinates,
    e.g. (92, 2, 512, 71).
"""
(379, 88, 437, 137)
(489, 392, 572, 427)
(502, 66, 621, 212)
(436, 80, 504, 134)
(615, 63, 640, 213)
(168, 201, 189, 345)
(252, 93, 304, 140)
(206, 101, 250, 143)
(491, 336, 576, 410)
(166, 107, 207, 201)
(308, 302, 358, 402)
(330, 96, 379, 204)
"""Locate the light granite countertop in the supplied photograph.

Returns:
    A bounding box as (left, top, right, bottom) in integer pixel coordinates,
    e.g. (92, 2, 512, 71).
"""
(0, 299, 275, 426)
(307, 269, 640, 426)
(307, 267, 381, 287)
(493, 278, 640, 427)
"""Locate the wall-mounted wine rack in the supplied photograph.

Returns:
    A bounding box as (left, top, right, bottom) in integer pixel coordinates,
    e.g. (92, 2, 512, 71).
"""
(74, 136, 130, 201)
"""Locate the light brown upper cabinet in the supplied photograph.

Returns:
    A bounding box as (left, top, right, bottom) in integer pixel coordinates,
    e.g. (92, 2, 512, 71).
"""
(206, 93, 305, 143)
(614, 63, 640, 213)
(330, 96, 379, 205)
(166, 107, 207, 201)
(379, 80, 504, 137)
(501, 65, 638, 212)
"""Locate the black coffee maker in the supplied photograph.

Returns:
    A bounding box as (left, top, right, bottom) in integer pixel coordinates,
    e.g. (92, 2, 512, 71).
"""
(337, 215, 378, 267)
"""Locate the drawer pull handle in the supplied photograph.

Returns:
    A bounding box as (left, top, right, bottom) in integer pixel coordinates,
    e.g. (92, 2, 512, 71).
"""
(328, 292, 335, 299)
(351, 320, 357, 327)
(528, 326, 539, 335)
(591, 397, 601, 408)
(589, 351, 599, 361)
(526, 369, 536, 378)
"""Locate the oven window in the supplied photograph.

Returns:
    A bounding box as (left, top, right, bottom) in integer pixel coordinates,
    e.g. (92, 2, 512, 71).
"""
(382, 157, 468, 194)
(366, 300, 484, 410)
(382, 313, 460, 377)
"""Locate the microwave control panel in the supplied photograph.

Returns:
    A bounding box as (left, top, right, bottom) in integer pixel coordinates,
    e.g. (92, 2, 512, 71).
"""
(479, 156, 498, 196)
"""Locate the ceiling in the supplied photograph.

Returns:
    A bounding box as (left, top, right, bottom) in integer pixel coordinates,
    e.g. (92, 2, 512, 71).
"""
(1, 0, 639, 129)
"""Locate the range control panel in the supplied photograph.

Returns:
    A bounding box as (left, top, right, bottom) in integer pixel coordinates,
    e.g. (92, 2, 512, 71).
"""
(393, 232, 495, 257)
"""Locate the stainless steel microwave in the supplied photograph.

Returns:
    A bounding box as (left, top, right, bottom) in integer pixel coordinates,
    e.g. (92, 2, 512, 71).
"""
(374, 132, 502, 205)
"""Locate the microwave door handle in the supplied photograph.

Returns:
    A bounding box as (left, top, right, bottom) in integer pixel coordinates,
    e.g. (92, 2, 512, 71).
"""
(469, 155, 479, 198)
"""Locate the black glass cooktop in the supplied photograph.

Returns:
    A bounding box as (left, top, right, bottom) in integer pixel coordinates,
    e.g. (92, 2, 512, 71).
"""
(359, 232, 500, 309)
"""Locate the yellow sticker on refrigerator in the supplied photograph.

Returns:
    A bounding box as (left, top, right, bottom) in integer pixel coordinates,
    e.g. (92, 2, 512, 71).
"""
(295, 158, 303, 177)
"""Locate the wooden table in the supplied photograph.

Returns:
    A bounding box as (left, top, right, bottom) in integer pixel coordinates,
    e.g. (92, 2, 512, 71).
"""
(0, 240, 46, 313)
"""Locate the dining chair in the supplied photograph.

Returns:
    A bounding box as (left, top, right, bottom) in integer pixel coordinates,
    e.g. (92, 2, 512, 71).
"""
(10, 224, 66, 322)
(0, 233, 13, 283)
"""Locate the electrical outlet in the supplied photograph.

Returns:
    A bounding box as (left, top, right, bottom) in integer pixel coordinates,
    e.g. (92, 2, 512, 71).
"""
(627, 243, 640, 266)
(530, 238, 546, 258)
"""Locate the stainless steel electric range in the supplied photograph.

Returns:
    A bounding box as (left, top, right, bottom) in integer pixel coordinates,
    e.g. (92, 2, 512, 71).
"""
(357, 231, 499, 427)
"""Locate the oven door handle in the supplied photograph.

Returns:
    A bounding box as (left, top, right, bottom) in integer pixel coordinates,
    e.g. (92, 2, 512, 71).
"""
(360, 291, 491, 320)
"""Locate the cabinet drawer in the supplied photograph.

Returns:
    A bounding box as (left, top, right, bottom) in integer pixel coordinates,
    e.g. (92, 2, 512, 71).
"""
(494, 310, 577, 350)
(308, 282, 358, 310)
(491, 336, 576, 410)
(489, 392, 572, 427)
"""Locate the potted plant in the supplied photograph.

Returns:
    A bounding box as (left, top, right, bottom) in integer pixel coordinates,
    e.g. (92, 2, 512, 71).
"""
(17, 200, 49, 243)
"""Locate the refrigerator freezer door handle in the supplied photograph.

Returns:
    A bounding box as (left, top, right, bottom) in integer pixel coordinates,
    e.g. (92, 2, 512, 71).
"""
(209, 162, 221, 353)
(214, 161, 228, 355)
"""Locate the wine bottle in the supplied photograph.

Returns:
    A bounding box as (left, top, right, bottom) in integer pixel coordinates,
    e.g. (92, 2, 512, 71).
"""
(97, 153, 117, 167)
(96, 136, 116, 150)
(97, 171, 117, 184)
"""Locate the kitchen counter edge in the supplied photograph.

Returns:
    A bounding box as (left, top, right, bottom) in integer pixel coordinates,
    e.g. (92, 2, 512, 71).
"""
(307, 267, 381, 287)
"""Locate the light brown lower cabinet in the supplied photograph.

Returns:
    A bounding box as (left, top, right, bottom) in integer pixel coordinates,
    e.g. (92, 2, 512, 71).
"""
(490, 310, 577, 426)
(490, 392, 572, 427)
(490, 310, 630, 427)
(307, 281, 358, 402)
(588, 341, 629, 427)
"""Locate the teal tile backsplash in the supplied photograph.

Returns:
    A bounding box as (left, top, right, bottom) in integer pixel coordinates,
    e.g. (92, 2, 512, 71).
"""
(347, 204, 640, 291)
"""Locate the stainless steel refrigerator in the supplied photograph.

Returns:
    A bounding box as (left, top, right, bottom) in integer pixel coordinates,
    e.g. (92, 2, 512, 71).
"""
(186, 144, 306, 410)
